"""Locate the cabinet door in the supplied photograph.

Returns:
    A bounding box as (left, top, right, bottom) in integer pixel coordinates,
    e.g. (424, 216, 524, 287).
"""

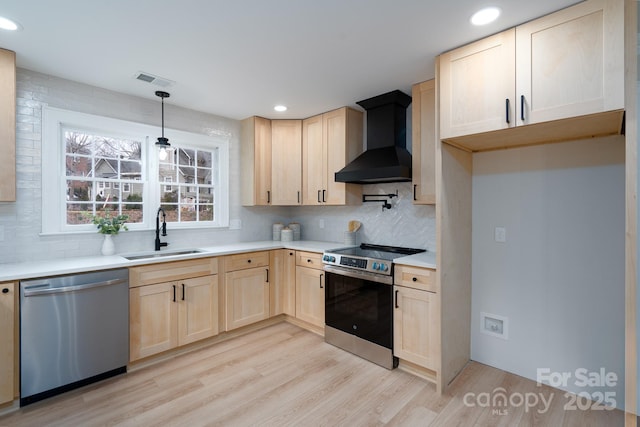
(225, 267, 270, 331)
(130, 282, 178, 361)
(0, 49, 15, 202)
(515, 0, 623, 125)
(254, 117, 272, 205)
(411, 80, 436, 205)
(295, 266, 325, 328)
(302, 115, 324, 205)
(323, 108, 347, 205)
(269, 249, 296, 316)
(393, 286, 438, 370)
(271, 120, 302, 205)
(178, 275, 218, 346)
(439, 29, 516, 139)
(0, 282, 15, 404)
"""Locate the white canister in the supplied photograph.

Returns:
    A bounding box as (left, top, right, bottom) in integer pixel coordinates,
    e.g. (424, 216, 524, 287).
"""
(288, 223, 301, 240)
(272, 223, 284, 241)
(281, 228, 294, 242)
(344, 231, 357, 246)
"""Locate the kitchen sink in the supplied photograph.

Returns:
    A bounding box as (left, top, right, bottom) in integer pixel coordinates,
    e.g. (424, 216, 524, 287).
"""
(122, 249, 204, 261)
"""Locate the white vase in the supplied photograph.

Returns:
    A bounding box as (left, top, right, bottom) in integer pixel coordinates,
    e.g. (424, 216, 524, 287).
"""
(101, 234, 115, 256)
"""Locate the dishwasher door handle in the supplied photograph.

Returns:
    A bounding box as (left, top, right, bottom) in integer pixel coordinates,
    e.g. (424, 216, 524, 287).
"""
(23, 278, 128, 297)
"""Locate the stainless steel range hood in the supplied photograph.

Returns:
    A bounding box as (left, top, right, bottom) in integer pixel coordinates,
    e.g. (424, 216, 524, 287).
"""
(335, 90, 412, 184)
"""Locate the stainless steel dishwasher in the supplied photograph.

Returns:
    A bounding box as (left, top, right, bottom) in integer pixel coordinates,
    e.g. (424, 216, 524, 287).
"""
(20, 268, 129, 406)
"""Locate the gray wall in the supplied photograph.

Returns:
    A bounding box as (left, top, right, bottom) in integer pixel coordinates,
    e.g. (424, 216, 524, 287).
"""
(0, 69, 289, 263)
(471, 136, 625, 408)
(0, 69, 435, 264)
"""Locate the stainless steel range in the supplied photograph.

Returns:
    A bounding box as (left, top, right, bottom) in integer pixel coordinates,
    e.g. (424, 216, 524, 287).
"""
(322, 243, 425, 369)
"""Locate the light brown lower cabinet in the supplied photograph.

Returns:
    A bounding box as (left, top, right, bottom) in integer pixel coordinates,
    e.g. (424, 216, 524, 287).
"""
(130, 275, 218, 361)
(295, 266, 324, 328)
(225, 267, 270, 331)
(270, 249, 296, 316)
(0, 282, 16, 405)
(393, 265, 439, 373)
(393, 285, 438, 370)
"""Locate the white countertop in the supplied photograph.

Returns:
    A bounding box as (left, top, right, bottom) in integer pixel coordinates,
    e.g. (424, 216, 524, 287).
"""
(393, 251, 437, 270)
(0, 240, 436, 282)
(0, 240, 344, 282)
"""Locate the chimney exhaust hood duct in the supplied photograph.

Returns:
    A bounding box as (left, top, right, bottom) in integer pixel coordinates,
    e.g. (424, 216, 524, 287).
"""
(335, 89, 412, 184)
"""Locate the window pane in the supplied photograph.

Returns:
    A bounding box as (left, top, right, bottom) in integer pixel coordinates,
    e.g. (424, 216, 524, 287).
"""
(197, 151, 212, 168)
(198, 204, 213, 221)
(95, 159, 118, 179)
(120, 160, 142, 179)
(178, 148, 196, 166)
(180, 206, 197, 222)
(118, 140, 142, 161)
(65, 131, 92, 155)
(161, 204, 179, 222)
(66, 202, 93, 224)
(66, 180, 92, 201)
(180, 166, 196, 184)
(198, 186, 214, 204)
(197, 168, 211, 185)
(66, 155, 93, 177)
(96, 204, 120, 215)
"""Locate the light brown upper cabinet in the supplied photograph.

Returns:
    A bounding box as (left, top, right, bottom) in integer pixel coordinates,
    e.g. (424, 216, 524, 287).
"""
(0, 49, 16, 202)
(241, 116, 272, 206)
(302, 107, 363, 206)
(271, 120, 302, 205)
(439, 0, 624, 151)
(411, 80, 436, 205)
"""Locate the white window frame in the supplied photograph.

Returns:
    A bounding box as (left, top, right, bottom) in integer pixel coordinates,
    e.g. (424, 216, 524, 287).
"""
(42, 107, 230, 234)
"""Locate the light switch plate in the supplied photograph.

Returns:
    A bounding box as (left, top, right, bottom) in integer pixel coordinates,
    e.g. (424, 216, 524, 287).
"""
(229, 219, 242, 230)
(494, 226, 506, 243)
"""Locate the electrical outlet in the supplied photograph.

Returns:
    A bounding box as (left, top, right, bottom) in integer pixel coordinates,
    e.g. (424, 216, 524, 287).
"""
(229, 219, 242, 230)
(480, 312, 508, 339)
(494, 226, 506, 243)
(319, 219, 325, 229)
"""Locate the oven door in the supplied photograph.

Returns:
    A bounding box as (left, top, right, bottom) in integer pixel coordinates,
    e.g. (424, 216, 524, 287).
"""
(324, 265, 393, 349)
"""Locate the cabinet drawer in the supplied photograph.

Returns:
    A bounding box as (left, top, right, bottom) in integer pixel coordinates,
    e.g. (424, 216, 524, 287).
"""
(225, 251, 269, 272)
(130, 257, 218, 288)
(296, 251, 323, 269)
(394, 265, 437, 292)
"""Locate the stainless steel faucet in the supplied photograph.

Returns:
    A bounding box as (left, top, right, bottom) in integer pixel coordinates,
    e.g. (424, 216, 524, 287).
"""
(155, 207, 168, 251)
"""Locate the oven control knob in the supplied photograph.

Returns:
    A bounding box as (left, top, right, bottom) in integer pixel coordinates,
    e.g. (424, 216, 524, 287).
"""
(380, 263, 388, 271)
(323, 255, 329, 261)
(372, 262, 378, 270)
(330, 256, 336, 262)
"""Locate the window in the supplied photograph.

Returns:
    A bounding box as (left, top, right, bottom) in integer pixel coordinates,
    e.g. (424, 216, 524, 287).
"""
(42, 107, 229, 234)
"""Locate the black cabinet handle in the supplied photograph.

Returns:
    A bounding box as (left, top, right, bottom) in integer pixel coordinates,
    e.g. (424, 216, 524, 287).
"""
(322, 190, 326, 203)
(289, 252, 293, 256)
(520, 95, 525, 122)
(307, 259, 312, 263)
(412, 277, 417, 282)
(172, 285, 176, 302)
(1, 288, 8, 294)
(317, 190, 321, 203)
(505, 98, 510, 124)
(413, 184, 417, 201)
(265, 268, 269, 283)
(182, 283, 185, 301)
(395, 290, 399, 308)
(320, 273, 324, 289)
(247, 259, 252, 263)
(297, 191, 300, 204)
(267, 190, 271, 204)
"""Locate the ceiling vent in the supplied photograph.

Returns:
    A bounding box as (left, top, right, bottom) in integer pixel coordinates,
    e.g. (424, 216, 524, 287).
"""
(133, 71, 175, 88)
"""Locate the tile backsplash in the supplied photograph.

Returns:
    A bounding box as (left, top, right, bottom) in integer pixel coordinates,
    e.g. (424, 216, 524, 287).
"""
(0, 68, 435, 264)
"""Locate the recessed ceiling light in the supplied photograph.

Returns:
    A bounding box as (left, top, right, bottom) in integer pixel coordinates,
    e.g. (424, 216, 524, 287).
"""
(0, 16, 21, 31)
(274, 105, 287, 112)
(470, 7, 501, 26)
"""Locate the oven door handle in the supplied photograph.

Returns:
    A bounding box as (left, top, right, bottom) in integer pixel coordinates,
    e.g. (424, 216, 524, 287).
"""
(323, 264, 393, 285)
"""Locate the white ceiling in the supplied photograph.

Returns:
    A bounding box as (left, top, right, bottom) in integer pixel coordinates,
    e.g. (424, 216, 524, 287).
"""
(0, 0, 579, 120)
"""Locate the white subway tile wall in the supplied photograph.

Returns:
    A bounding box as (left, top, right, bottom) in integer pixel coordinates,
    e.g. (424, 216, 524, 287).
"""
(0, 69, 435, 264)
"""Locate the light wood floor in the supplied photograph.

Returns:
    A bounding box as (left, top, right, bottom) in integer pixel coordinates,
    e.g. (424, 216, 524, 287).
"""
(0, 322, 624, 426)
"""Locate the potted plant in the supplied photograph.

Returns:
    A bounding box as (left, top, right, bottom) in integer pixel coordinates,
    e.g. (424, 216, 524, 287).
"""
(90, 212, 129, 255)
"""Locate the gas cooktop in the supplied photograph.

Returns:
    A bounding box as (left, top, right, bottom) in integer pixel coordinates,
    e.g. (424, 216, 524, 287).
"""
(322, 243, 426, 276)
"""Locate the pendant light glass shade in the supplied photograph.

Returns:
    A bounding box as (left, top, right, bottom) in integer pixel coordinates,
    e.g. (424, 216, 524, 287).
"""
(155, 91, 171, 159)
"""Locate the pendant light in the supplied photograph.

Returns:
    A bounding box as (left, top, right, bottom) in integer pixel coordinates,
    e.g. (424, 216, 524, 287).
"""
(155, 91, 171, 160)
